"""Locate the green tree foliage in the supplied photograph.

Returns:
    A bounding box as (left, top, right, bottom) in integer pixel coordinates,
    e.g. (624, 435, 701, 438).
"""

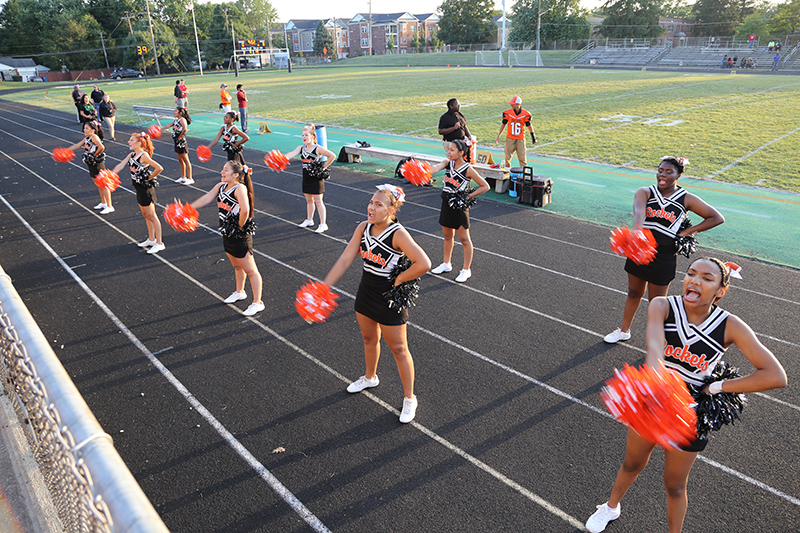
(691, 0, 740, 36)
(770, 0, 800, 35)
(438, 0, 497, 44)
(662, 0, 693, 18)
(598, 0, 665, 38)
(509, 0, 592, 46)
(237, 0, 278, 37)
(734, 6, 773, 38)
(313, 20, 334, 58)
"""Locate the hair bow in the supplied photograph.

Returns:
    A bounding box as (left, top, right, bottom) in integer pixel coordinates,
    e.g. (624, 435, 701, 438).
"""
(725, 261, 743, 279)
(140, 132, 150, 139)
(243, 165, 253, 175)
(661, 155, 690, 167)
(376, 184, 405, 203)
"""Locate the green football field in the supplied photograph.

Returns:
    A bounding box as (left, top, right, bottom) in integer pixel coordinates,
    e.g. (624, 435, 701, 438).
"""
(9, 65, 800, 192)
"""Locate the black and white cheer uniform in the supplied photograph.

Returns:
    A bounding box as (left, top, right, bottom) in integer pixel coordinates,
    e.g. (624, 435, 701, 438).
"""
(663, 295, 729, 452)
(172, 118, 188, 154)
(300, 145, 325, 195)
(626, 185, 688, 285)
(221, 124, 245, 165)
(354, 221, 408, 326)
(217, 182, 253, 258)
(439, 160, 472, 229)
(130, 152, 156, 206)
(83, 135, 105, 177)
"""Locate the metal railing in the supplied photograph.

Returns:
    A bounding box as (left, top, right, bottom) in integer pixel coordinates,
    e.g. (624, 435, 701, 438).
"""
(0, 265, 169, 533)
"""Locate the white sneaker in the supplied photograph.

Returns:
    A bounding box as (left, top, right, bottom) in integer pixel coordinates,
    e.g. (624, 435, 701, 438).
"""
(94, 202, 107, 210)
(99, 206, 115, 215)
(183, 178, 195, 185)
(138, 238, 157, 248)
(430, 262, 452, 274)
(223, 291, 247, 304)
(603, 328, 631, 344)
(315, 223, 328, 234)
(586, 502, 620, 533)
(399, 396, 418, 424)
(242, 302, 265, 316)
(298, 219, 314, 228)
(176, 177, 186, 184)
(147, 242, 165, 255)
(346, 375, 379, 393)
(455, 269, 472, 283)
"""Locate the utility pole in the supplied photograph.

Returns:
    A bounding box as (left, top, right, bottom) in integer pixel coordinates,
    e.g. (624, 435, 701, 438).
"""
(144, 0, 160, 75)
(368, 0, 373, 56)
(501, 0, 507, 51)
(100, 33, 110, 69)
(188, 3, 203, 75)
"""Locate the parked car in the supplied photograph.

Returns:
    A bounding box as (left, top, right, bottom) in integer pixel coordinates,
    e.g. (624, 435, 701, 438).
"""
(28, 76, 45, 82)
(112, 68, 144, 79)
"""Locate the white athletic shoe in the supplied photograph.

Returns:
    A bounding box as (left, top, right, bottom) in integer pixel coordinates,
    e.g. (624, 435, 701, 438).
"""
(176, 177, 186, 184)
(585, 502, 620, 533)
(430, 262, 452, 274)
(346, 375, 379, 393)
(223, 291, 247, 304)
(182, 178, 195, 185)
(146, 243, 165, 255)
(298, 219, 314, 228)
(603, 328, 631, 344)
(315, 223, 328, 234)
(455, 269, 472, 283)
(138, 238, 157, 248)
(399, 396, 418, 424)
(94, 203, 107, 210)
(99, 206, 115, 215)
(242, 302, 265, 316)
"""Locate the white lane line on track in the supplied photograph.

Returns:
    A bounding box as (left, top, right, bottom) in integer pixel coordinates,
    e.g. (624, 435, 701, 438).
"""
(0, 157, 587, 530)
(557, 178, 606, 188)
(3, 137, 800, 512)
(717, 206, 773, 219)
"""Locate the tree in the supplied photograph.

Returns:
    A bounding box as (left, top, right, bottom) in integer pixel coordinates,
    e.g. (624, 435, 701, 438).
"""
(387, 35, 395, 53)
(236, 0, 278, 37)
(691, 0, 740, 36)
(662, 0, 693, 18)
(770, 0, 800, 35)
(598, 0, 665, 39)
(313, 20, 334, 58)
(509, 0, 591, 46)
(437, 0, 497, 44)
(734, 6, 773, 38)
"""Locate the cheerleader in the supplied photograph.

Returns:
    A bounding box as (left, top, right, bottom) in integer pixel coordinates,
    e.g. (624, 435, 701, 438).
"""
(207, 111, 249, 166)
(68, 121, 113, 214)
(322, 185, 431, 423)
(428, 139, 490, 283)
(161, 107, 193, 185)
(585, 257, 786, 533)
(113, 133, 165, 255)
(191, 161, 264, 317)
(604, 157, 724, 344)
(285, 125, 335, 233)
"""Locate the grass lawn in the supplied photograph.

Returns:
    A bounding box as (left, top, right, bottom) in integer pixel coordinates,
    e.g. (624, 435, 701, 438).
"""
(4, 64, 799, 192)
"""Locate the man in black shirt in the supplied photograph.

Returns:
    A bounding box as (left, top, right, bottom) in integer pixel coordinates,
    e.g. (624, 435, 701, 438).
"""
(90, 85, 105, 110)
(438, 98, 471, 153)
(71, 84, 84, 123)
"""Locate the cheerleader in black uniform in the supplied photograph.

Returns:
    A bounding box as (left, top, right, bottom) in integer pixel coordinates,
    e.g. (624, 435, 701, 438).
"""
(586, 257, 786, 533)
(68, 121, 113, 214)
(161, 107, 193, 185)
(207, 111, 249, 166)
(285, 125, 336, 233)
(112, 132, 165, 255)
(604, 157, 724, 344)
(322, 185, 431, 423)
(428, 139, 489, 283)
(191, 161, 264, 316)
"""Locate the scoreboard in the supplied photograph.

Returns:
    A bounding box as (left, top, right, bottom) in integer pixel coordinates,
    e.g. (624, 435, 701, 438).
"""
(238, 39, 267, 51)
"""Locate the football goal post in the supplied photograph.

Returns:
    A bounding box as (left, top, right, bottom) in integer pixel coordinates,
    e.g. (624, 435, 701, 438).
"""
(475, 50, 504, 67)
(508, 50, 544, 67)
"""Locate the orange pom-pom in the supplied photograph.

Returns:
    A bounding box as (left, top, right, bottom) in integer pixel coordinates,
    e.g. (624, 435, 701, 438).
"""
(163, 201, 199, 232)
(52, 147, 76, 163)
(196, 145, 213, 162)
(264, 150, 289, 172)
(610, 227, 657, 265)
(400, 158, 432, 186)
(295, 281, 339, 323)
(93, 169, 120, 192)
(148, 124, 162, 139)
(601, 363, 697, 449)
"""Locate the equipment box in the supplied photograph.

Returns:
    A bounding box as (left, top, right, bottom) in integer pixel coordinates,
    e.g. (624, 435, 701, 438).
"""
(514, 169, 552, 207)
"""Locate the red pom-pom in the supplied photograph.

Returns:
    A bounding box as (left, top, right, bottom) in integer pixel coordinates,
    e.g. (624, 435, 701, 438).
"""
(196, 145, 213, 162)
(400, 158, 432, 186)
(610, 227, 657, 265)
(601, 363, 697, 449)
(295, 281, 339, 323)
(163, 201, 199, 233)
(264, 150, 289, 172)
(93, 169, 120, 192)
(52, 147, 75, 163)
(148, 124, 162, 139)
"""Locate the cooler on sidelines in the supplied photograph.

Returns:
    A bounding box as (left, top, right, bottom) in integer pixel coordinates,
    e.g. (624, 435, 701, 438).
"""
(508, 167, 523, 198)
(513, 166, 553, 207)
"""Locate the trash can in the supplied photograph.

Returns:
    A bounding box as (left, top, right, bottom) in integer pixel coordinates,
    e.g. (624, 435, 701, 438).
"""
(315, 125, 328, 161)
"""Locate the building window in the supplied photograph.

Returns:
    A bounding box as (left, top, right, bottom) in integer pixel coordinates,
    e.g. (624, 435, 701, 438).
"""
(361, 25, 368, 34)
(668, 24, 673, 31)
(362, 37, 368, 47)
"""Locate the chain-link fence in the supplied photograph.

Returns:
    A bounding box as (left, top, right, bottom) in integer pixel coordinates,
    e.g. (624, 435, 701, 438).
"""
(0, 265, 169, 533)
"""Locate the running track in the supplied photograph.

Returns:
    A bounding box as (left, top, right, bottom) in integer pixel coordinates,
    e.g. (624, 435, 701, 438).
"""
(0, 100, 798, 532)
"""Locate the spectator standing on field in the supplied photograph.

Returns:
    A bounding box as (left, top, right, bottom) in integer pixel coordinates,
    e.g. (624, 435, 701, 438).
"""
(174, 79, 186, 108)
(90, 85, 104, 110)
(98, 94, 117, 141)
(236, 84, 248, 133)
(438, 98, 470, 153)
(772, 53, 780, 71)
(71, 84, 84, 123)
(220, 83, 232, 113)
(495, 96, 536, 169)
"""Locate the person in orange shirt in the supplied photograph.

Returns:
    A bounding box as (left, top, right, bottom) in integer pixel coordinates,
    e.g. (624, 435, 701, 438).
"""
(495, 96, 536, 168)
(220, 83, 232, 113)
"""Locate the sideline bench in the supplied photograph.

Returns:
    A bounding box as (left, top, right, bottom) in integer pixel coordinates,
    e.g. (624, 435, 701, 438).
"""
(131, 105, 175, 125)
(343, 144, 512, 193)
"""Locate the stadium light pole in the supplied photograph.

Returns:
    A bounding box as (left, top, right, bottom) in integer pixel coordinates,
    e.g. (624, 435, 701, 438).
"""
(501, 0, 507, 51)
(536, 0, 554, 67)
(188, 3, 203, 75)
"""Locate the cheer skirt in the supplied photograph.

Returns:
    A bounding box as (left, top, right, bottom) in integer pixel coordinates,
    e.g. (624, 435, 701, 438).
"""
(354, 271, 408, 326)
